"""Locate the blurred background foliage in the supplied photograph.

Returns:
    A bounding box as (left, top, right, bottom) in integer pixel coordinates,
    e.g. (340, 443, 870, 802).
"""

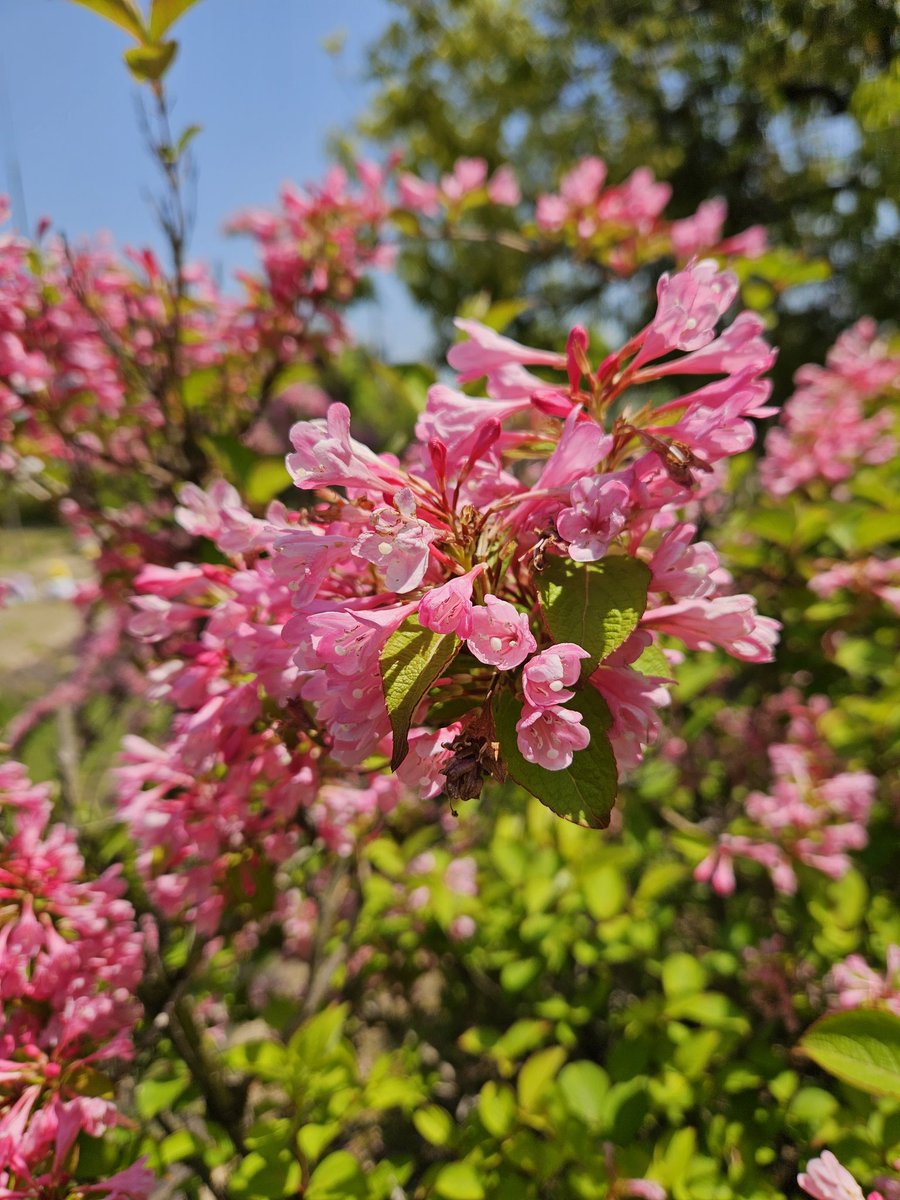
(360, 0, 898, 386)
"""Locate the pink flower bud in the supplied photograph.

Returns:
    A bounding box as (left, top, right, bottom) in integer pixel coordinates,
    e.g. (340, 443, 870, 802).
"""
(522, 643, 590, 707)
(418, 565, 485, 637)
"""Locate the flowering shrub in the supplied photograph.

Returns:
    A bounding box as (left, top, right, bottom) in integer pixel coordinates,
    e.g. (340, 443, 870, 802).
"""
(1, 5, 899, 1193)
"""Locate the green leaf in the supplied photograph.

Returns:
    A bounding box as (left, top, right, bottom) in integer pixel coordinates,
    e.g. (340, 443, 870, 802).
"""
(124, 40, 178, 83)
(288, 1004, 348, 1069)
(557, 1061, 609, 1127)
(434, 1162, 486, 1200)
(414, 1105, 454, 1146)
(149, 0, 200, 39)
(500, 956, 542, 992)
(517, 1046, 567, 1112)
(632, 641, 672, 679)
(492, 687, 617, 829)
(852, 510, 900, 552)
(176, 122, 203, 156)
(478, 1081, 517, 1138)
(69, 0, 146, 40)
(135, 1072, 190, 1119)
(296, 1122, 340, 1164)
(244, 458, 288, 506)
(536, 555, 651, 670)
(582, 864, 627, 920)
(379, 615, 460, 769)
(306, 1151, 367, 1199)
(797, 1009, 900, 1098)
(662, 953, 707, 999)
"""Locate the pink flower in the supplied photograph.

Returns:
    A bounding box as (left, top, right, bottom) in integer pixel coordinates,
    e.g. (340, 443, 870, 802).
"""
(556, 475, 630, 561)
(560, 156, 607, 205)
(352, 487, 437, 593)
(522, 643, 590, 707)
(396, 172, 440, 216)
(515, 702, 591, 770)
(535, 407, 613, 491)
(466, 595, 537, 669)
(649, 524, 721, 599)
(590, 665, 670, 768)
(441, 157, 488, 201)
(828, 947, 900, 1017)
(417, 382, 530, 461)
(418, 565, 485, 636)
(635, 260, 739, 366)
(287, 402, 407, 493)
(643, 594, 780, 662)
(487, 165, 521, 206)
(446, 319, 566, 383)
(670, 198, 726, 258)
(799, 1152, 866, 1200)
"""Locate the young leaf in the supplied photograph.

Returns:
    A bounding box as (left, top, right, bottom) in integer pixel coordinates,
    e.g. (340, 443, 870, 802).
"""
(176, 122, 203, 157)
(124, 40, 178, 83)
(797, 1009, 900, 1099)
(492, 687, 617, 828)
(536, 555, 651, 670)
(69, 0, 146, 41)
(150, 0, 200, 40)
(380, 616, 460, 770)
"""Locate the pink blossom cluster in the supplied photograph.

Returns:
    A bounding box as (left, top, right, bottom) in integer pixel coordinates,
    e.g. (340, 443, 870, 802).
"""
(397, 157, 521, 214)
(396, 154, 766, 275)
(761, 318, 899, 497)
(695, 701, 876, 895)
(827, 946, 900, 1017)
(809, 556, 900, 616)
(279, 257, 778, 793)
(532, 157, 766, 272)
(113, 482, 415, 934)
(114, 257, 779, 917)
(0, 761, 152, 1198)
(800, 1152, 885, 1200)
(226, 160, 396, 340)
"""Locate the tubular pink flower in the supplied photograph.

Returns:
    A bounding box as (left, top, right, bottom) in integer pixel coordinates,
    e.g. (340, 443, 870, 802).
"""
(352, 487, 437, 593)
(515, 702, 591, 770)
(799, 1153, 866, 1200)
(634, 260, 739, 366)
(523, 643, 590, 707)
(418, 565, 486, 636)
(487, 165, 521, 206)
(670, 198, 727, 258)
(447, 318, 566, 383)
(556, 475, 630, 561)
(466, 595, 536, 669)
(649, 524, 721, 599)
(287, 402, 408, 493)
(643, 594, 780, 662)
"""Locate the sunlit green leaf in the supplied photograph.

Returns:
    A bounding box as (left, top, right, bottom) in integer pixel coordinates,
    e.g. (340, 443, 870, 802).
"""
(380, 615, 460, 769)
(149, 0, 200, 39)
(69, 0, 146, 40)
(798, 1009, 900, 1099)
(536, 554, 651, 670)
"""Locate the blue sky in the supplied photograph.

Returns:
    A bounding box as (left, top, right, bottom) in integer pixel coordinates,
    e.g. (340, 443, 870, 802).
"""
(0, 0, 433, 358)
